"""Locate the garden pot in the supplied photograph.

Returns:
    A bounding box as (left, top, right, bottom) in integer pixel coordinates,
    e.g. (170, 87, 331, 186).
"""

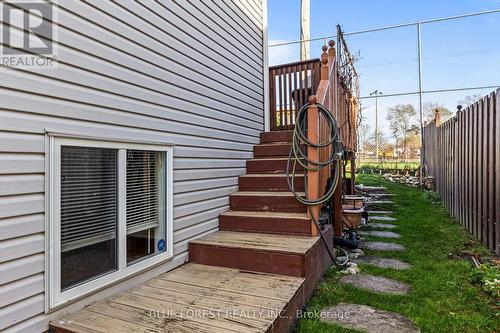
(342, 195, 365, 209)
(342, 205, 364, 228)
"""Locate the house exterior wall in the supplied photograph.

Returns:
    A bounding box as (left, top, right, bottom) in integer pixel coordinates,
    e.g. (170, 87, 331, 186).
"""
(0, 1, 264, 331)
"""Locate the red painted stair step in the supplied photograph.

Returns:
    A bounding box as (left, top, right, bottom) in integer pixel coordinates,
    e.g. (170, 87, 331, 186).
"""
(260, 130, 294, 143)
(229, 191, 306, 213)
(219, 211, 312, 235)
(246, 157, 304, 174)
(238, 173, 305, 191)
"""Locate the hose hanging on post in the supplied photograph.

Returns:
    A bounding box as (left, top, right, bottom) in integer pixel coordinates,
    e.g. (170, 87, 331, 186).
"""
(286, 102, 349, 267)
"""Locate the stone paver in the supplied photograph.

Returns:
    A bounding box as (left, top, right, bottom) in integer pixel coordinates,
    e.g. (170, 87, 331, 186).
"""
(356, 185, 387, 192)
(353, 256, 411, 270)
(340, 274, 410, 295)
(366, 223, 397, 229)
(367, 200, 396, 205)
(367, 210, 394, 215)
(367, 193, 395, 197)
(361, 241, 406, 251)
(369, 216, 397, 222)
(360, 230, 401, 239)
(320, 303, 420, 333)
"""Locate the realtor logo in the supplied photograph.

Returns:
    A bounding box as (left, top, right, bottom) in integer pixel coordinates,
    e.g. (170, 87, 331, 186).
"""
(1, 0, 58, 68)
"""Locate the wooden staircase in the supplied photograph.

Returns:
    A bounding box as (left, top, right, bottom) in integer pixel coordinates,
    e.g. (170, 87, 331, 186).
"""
(49, 41, 355, 333)
(189, 130, 333, 331)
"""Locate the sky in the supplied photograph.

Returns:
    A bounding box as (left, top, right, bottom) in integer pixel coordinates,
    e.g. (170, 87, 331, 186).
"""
(268, 0, 500, 140)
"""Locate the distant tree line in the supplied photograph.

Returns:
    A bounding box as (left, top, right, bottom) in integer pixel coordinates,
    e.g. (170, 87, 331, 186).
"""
(357, 94, 483, 161)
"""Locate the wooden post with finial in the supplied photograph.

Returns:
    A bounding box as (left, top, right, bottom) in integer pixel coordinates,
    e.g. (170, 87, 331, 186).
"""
(328, 40, 336, 103)
(328, 40, 335, 59)
(320, 45, 329, 80)
(323, 39, 343, 237)
(318, 46, 329, 200)
(307, 95, 320, 236)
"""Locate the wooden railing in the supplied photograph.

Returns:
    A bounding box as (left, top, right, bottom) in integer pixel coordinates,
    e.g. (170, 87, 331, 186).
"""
(269, 59, 321, 131)
(307, 41, 340, 236)
(270, 41, 359, 237)
(268, 50, 358, 152)
(423, 89, 500, 255)
(305, 40, 361, 237)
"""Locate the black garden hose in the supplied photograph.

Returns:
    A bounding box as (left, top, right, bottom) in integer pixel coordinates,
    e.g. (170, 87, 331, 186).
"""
(286, 102, 349, 267)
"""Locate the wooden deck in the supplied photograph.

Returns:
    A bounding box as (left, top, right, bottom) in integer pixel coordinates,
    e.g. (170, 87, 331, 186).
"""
(50, 263, 305, 333)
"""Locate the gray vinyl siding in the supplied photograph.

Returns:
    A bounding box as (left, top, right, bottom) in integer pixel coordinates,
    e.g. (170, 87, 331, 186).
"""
(0, 0, 264, 331)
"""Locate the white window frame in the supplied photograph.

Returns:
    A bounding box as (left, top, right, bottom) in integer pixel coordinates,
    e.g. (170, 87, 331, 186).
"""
(263, 0, 270, 132)
(46, 134, 174, 310)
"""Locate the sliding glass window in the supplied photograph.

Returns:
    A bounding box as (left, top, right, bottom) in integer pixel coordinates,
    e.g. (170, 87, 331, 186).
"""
(126, 150, 166, 264)
(60, 146, 118, 290)
(48, 136, 173, 309)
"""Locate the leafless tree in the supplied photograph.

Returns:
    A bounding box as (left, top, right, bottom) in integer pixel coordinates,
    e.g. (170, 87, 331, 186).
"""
(459, 94, 483, 108)
(357, 121, 370, 152)
(423, 102, 452, 123)
(386, 104, 416, 161)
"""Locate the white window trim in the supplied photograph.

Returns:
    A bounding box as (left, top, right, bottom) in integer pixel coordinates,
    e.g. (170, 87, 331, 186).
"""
(45, 133, 174, 311)
(263, 0, 270, 132)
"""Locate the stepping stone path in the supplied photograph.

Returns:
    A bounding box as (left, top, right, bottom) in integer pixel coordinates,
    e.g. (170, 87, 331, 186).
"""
(367, 210, 394, 215)
(340, 274, 410, 295)
(320, 303, 420, 333)
(369, 215, 397, 222)
(321, 186, 422, 332)
(354, 256, 412, 270)
(366, 223, 397, 229)
(361, 241, 406, 251)
(360, 230, 401, 239)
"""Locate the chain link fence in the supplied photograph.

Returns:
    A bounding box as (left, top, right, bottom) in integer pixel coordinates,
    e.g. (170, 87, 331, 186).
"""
(269, 9, 500, 175)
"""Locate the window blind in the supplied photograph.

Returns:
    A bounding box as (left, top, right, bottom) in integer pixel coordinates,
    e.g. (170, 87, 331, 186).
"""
(61, 146, 118, 251)
(126, 150, 160, 234)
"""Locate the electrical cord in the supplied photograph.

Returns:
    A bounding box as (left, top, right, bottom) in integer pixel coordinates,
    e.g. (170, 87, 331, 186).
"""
(286, 102, 349, 267)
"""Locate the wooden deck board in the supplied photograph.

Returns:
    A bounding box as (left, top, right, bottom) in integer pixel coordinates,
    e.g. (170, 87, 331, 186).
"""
(231, 191, 305, 197)
(144, 279, 289, 310)
(221, 211, 308, 219)
(50, 263, 305, 333)
(112, 293, 264, 332)
(86, 301, 230, 333)
(129, 285, 273, 324)
(174, 263, 304, 285)
(160, 272, 301, 300)
(189, 231, 318, 254)
(239, 174, 305, 178)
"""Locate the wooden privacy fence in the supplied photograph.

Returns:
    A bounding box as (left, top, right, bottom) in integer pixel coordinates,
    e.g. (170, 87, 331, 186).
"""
(423, 89, 500, 254)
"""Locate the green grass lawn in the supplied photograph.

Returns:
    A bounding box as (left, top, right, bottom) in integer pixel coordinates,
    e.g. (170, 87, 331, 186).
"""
(356, 161, 420, 172)
(295, 174, 499, 333)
